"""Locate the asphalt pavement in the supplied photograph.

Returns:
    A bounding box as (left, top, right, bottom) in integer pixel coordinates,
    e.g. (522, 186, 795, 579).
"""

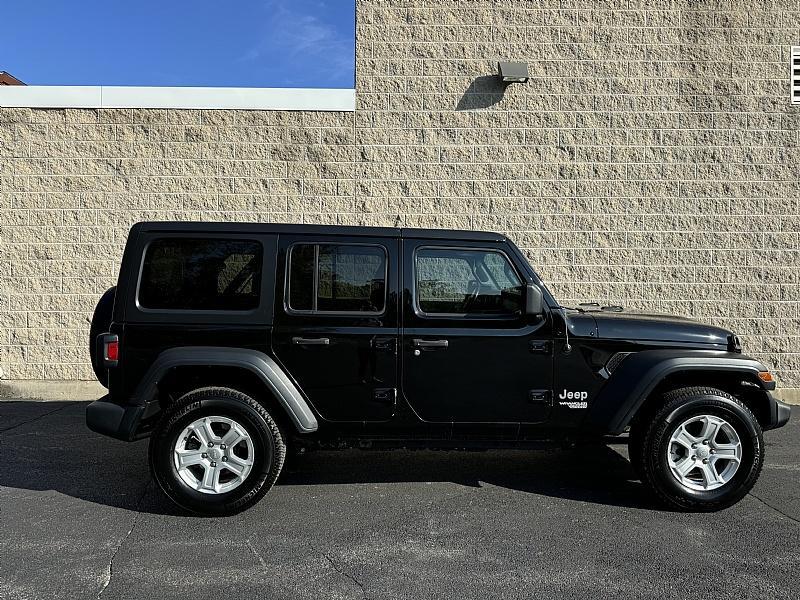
(0, 398, 798, 600)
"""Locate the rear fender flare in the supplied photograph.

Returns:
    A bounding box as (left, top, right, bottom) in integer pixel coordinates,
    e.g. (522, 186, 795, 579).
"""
(584, 350, 771, 435)
(133, 347, 318, 433)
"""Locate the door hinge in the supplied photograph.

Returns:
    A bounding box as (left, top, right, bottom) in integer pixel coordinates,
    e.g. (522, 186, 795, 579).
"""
(373, 387, 397, 404)
(529, 340, 552, 354)
(528, 390, 552, 405)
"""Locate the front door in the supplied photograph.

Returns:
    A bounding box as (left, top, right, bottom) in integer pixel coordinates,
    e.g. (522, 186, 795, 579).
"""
(272, 235, 399, 422)
(401, 239, 553, 425)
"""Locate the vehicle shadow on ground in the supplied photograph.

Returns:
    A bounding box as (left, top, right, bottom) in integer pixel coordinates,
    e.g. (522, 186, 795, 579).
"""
(0, 400, 659, 515)
(280, 445, 658, 510)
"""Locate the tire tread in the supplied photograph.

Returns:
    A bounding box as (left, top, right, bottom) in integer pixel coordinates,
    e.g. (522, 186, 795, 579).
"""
(637, 386, 764, 512)
(149, 386, 286, 515)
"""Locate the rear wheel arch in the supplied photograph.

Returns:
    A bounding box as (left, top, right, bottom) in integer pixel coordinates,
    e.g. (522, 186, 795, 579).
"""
(133, 347, 319, 436)
(157, 365, 295, 438)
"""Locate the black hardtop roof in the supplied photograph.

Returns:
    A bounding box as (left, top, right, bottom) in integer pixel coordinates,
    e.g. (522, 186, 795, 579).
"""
(131, 221, 507, 242)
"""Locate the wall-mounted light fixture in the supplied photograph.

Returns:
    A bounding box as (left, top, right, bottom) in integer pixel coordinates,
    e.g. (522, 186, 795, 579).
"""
(498, 61, 529, 84)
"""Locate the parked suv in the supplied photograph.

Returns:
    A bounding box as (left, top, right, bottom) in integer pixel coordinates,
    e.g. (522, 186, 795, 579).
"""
(87, 222, 791, 515)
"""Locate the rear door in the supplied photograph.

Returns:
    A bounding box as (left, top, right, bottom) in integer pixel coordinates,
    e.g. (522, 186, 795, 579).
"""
(401, 239, 554, 425)
(272, 235, 400, 422)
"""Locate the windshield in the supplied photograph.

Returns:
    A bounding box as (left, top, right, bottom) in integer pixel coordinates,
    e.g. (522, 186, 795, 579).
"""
(504, 239, 559, 308)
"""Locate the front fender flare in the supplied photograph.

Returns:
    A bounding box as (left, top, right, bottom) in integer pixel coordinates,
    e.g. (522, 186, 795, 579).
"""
(132, 347, 318, 434)
(584, 350, 772, 435)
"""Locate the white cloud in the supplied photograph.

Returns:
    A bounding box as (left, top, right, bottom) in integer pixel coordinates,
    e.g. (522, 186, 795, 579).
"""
(239, 0, 354, 87)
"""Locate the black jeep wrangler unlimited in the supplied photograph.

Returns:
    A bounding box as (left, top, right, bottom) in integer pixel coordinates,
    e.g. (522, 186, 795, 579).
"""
(87, 222, 791, 515)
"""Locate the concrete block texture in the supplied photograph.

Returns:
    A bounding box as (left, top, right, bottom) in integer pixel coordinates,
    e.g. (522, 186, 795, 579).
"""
(1, 0, 799, 389)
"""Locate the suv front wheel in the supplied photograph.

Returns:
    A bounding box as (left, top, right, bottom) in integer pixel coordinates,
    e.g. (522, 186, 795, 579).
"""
(149, 387, 286, 515)
(635, 386, 764, 511)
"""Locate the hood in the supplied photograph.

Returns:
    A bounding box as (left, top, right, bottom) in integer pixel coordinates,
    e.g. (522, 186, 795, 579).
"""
(590, 311, 733, 348)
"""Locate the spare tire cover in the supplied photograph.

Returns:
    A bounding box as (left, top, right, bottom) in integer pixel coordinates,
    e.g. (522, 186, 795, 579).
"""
(89, 286, 116, 388)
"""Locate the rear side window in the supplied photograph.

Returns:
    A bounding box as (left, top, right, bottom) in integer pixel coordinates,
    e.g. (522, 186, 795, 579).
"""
(138, 238, 262, 311)
(288, 244, 386, 314)
(415, 247, 523, 316)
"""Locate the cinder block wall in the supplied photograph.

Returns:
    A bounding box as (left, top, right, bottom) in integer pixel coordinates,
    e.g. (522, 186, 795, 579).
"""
(1, 0, 798, 388)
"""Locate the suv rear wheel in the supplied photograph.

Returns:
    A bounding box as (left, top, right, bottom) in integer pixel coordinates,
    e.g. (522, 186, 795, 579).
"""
(149, 387, 286, 515)
(635, 386, 764, 511)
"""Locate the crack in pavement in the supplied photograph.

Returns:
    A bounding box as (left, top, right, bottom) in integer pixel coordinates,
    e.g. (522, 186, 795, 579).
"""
(247, 538, 268, 569)
(0, 402, 77, 434)
(302, 489, 478, 600)
(309, 544, 368, 600)
(369, 486, 481, 536)
(749, 491, 800, 526)
(97, 479, 152, 599)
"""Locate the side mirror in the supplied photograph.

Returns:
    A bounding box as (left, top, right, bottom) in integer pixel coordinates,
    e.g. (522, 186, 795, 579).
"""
(525, 283, 544, 316)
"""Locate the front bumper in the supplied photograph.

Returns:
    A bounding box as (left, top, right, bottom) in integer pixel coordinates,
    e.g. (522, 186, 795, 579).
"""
(86, 394, 146, 441)
(765, 392, 791, 431)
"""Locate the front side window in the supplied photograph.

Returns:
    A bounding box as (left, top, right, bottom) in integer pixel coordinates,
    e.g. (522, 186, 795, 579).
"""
(415, 248, 523, 316)
(138, 238, 262, 311)
(288, 244, 386, 314)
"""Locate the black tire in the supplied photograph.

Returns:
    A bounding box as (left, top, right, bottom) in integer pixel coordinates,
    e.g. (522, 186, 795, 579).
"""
(89, 286, 116, 388)
(149, 386, 286, 516)
(637, 386, 764, 512)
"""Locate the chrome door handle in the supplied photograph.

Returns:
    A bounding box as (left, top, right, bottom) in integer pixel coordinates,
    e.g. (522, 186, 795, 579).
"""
(292, 337, 330, 346)
(413, 339, 448, 349)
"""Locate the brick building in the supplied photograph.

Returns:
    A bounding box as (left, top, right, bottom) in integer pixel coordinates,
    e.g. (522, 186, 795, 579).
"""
(0, 0, 798, 397)
(0, 72, 25, 86)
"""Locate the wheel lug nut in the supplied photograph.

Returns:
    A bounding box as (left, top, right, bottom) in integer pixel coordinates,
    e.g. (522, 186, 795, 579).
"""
(221, 444, 226, 450)
(211, 461, 217, 467)
(710, 449, 716, 454)
(222, 456, 228, 462)
(691, 455, 697, 460)
(691, 443, 697, 449)
(201, 453, 208, 458)
(703, 440, 708, 445)
(208, 442, 214, 447)
(702, 458, 709, 464)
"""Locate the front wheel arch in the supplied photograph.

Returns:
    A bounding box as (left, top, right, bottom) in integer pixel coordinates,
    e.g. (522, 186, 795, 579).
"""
(628, 370, 773, 435)
(585, 351, 774, 436)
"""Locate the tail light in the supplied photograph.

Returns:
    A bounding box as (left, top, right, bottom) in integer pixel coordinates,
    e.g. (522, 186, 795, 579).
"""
(102, 334, 119, 367)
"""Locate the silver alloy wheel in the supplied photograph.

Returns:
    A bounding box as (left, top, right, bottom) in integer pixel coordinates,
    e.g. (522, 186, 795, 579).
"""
(173, 415, 255, 495)
(667, 414, 743, 491)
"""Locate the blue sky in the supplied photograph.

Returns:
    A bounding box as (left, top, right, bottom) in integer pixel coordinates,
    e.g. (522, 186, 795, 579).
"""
(1, 0, 355, 88)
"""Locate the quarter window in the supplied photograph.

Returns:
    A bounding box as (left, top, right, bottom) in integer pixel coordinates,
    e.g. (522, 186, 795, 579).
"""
(138, 238, 262, 311)
(415, 248, 523, 315)
(288, 244, 387, 314)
